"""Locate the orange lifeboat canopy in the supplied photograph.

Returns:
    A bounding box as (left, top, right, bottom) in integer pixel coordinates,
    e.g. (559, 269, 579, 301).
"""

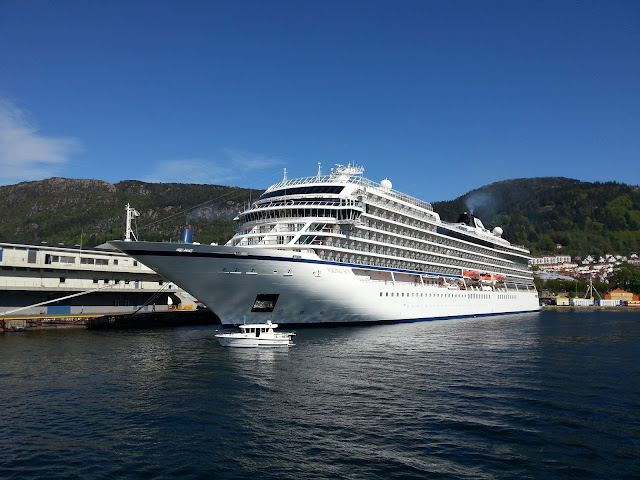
(464, 270, 480, 281)
(494, 274, 505, 283)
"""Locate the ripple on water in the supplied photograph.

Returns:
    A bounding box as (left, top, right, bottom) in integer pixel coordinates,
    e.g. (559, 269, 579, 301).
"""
(1, 312, 639, 479)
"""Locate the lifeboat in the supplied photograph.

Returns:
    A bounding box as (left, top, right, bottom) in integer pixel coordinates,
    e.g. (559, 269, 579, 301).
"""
(463, 270, 480, 281)
(480, 273, 493, 283)
(493, 274, 505, 283)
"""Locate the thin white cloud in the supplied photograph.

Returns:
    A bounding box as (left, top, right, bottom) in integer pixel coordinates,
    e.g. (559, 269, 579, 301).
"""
(144, 149, 285, 185)
(224, 148, 284, 173)
(143, 158, 235, 184)
(0, 99, 81, 184)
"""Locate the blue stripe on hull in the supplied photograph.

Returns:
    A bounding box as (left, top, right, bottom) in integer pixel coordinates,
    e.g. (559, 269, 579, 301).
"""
(270, 309, 541, 328)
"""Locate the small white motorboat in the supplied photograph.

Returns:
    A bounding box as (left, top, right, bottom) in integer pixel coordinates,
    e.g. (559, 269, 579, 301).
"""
(215, 320, 295, 348)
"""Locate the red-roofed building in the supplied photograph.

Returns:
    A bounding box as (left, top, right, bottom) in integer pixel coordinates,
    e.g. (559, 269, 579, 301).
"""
(605, 288, 639, 303)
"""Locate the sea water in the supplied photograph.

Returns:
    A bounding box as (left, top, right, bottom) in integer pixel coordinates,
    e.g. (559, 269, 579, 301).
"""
(1, 310, 638, 479)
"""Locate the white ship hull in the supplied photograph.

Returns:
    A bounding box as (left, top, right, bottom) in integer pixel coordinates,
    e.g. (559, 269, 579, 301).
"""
(110, 242, 540, 325)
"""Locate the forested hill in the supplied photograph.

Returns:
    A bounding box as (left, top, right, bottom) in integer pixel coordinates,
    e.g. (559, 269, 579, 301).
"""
(432, 177, 640, 256)
(1, 176, 639, 256)
(0, 178, 260, 247)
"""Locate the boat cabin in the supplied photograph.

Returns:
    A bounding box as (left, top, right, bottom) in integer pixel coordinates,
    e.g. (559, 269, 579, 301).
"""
(239, 322, 278, 337)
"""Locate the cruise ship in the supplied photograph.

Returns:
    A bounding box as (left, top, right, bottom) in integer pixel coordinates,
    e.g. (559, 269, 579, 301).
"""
(111, 164, 539, 325)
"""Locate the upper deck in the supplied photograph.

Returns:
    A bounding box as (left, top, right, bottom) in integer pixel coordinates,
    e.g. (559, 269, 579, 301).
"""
(247, 164, 530, 257)
(262, 165, 434, 213)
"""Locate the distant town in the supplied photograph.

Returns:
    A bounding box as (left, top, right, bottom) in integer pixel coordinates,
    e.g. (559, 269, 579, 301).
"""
(531, 252, 640, 282)
(531, 251, 640, 306)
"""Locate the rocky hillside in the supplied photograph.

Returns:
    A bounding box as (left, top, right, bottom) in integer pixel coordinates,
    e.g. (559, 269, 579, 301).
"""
(432, 177, 640, 256)
(0, 178, 259, 247)
(1, 176, 639, 256)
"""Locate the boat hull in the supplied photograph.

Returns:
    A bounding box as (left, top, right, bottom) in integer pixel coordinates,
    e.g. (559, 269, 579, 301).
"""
(110, 241, 540, 326)
(215, 335, 293, 347)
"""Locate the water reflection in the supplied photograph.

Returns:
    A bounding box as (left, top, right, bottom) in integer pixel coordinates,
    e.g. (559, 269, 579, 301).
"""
(1, 311, 638, 479)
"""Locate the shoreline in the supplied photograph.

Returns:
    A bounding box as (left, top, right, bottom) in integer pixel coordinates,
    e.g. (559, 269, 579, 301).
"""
(541, 304, 640, 310)
(1, 309, 220, 332)
(3, 306, 638, 331)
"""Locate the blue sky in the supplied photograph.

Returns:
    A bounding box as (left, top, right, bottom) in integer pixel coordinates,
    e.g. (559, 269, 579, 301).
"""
(0, 0, 638, 202)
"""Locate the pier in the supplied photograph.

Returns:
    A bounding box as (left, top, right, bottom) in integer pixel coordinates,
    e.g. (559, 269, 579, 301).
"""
(1, 308, 220, 332)
(541, 304, 640, 311)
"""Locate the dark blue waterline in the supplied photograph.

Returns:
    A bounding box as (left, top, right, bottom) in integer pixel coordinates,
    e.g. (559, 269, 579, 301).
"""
(220, 308, 542, 329)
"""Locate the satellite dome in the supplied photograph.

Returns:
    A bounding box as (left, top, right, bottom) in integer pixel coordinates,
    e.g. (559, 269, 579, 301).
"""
(492, 226, 503, 237)
(380, 178, 392, 190)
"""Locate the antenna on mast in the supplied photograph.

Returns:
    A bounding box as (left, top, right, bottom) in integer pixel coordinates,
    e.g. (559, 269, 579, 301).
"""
(125, 203, 140, 241)
(584, 274, 601, 300)
(283, 168, 287, 181)
(317, 162, 322, 178)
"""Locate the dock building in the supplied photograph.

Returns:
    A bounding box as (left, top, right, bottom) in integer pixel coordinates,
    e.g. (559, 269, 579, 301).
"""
(0, 241, 182, 321)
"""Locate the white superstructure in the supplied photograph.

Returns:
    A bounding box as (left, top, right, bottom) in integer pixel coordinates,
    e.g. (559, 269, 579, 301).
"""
(111, 164, 539, 325)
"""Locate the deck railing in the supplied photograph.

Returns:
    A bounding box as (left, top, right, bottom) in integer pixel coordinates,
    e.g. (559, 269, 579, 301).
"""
(265, 173, 434, 212)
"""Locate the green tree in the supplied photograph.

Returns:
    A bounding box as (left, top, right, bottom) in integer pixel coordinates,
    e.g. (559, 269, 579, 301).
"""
(610, 262, 640, 294)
